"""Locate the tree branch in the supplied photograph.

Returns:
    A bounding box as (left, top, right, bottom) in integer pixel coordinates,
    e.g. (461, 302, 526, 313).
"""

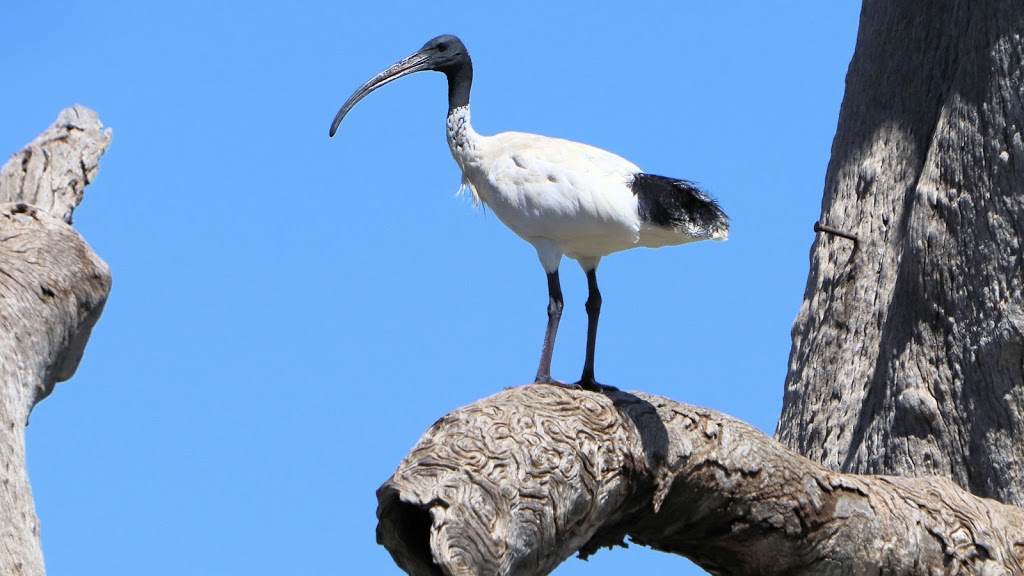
(377, 386, 1024, 575)
(0, 107, 112, 575)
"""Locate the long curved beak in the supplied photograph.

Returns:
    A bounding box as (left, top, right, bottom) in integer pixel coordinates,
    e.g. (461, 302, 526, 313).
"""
(329, 50, 432, 137)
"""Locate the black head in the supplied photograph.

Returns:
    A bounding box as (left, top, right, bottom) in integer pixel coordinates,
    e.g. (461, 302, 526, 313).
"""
(329, 34, 473, 137)
(416, 35, 469, 74)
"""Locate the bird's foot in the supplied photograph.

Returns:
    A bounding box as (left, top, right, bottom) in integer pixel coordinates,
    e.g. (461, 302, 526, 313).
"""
(534, 375, 618, 393)
(533, 375, 578, 389)
(573, 376, 618, 393)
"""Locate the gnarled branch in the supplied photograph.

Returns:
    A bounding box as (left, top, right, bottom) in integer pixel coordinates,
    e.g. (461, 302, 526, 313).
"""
(377, 386, 1024, 575)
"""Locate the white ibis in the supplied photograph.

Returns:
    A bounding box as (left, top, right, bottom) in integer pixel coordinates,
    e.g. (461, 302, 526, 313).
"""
(330, 35, 728, 392)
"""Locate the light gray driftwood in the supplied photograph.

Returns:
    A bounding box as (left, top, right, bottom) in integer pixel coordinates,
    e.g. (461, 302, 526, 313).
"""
(0, 107, 112, 575)
(377, 385, 1024, 575)
(777, 0, 1024, 505)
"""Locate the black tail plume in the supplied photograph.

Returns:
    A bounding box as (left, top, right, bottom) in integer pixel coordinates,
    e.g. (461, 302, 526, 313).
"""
(631, 173, 729, 240)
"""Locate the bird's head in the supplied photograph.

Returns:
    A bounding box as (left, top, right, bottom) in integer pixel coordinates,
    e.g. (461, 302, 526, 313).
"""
(329, 34, 470, 137)
(415, 35, 469, 75)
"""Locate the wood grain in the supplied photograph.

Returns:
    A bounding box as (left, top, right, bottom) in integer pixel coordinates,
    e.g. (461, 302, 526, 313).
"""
(378, 385, 1024, 575)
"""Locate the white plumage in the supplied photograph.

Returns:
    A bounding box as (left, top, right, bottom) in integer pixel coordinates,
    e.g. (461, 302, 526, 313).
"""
(450, 107, 650, 270)
(331, 35, 728, 391)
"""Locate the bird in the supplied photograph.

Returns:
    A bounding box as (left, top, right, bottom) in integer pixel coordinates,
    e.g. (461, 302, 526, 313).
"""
(329, 35, 728, 392)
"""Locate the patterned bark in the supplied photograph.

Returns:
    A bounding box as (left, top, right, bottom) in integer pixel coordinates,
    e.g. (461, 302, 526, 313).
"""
(378, 386, 1024, 575)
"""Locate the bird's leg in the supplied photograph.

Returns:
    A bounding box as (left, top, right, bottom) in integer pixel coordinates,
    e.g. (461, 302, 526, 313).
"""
(576, 268, 617, 392)
(534, 270, 563, 385)
(579, 269, 602, 387)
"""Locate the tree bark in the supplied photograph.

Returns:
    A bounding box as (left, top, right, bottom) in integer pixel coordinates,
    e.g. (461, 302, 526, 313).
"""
(777, 0, 1024, 505)
(0, 106, 112, 575)
(378, 386, 1024, 575)
(375, 2, 1024, 574)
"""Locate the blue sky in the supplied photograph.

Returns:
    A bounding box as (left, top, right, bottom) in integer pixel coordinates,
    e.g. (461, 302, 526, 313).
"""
(3, 2, 860, 574)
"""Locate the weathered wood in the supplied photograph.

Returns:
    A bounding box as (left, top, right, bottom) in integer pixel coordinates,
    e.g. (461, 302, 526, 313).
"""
(0, 107, 112, 575)
(1, 105, 111, 224)
(777, 0, 1024, 505)
(378, 385, 1024, 575)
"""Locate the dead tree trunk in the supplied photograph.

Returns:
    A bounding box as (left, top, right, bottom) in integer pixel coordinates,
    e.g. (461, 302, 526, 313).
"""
(777, 0, 1024, 505)
(375, 2, 1024, 575)
(0, 106, 112, 575)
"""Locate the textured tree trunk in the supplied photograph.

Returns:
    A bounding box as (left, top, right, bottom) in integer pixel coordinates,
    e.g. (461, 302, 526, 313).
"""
(777, 0, 1024, 505)
(0, 106, 112, 575)
(375, 2, 1024, 574)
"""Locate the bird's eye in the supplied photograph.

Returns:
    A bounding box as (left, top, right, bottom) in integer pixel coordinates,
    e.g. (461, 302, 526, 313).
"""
(437, 42, 449, 53)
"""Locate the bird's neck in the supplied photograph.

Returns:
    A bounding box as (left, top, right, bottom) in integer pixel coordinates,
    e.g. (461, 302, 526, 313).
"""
(447, 105, 478, 155)
(444, 58, 480, 165)
(445, 57, 473, 113)
(446, 104, 483, 207)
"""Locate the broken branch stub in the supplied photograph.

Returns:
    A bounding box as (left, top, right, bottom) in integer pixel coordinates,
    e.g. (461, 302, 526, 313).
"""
(0, 105, 113, 224)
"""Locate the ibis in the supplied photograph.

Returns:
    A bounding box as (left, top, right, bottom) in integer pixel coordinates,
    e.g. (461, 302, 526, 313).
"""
(330, 35, 728, 392)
